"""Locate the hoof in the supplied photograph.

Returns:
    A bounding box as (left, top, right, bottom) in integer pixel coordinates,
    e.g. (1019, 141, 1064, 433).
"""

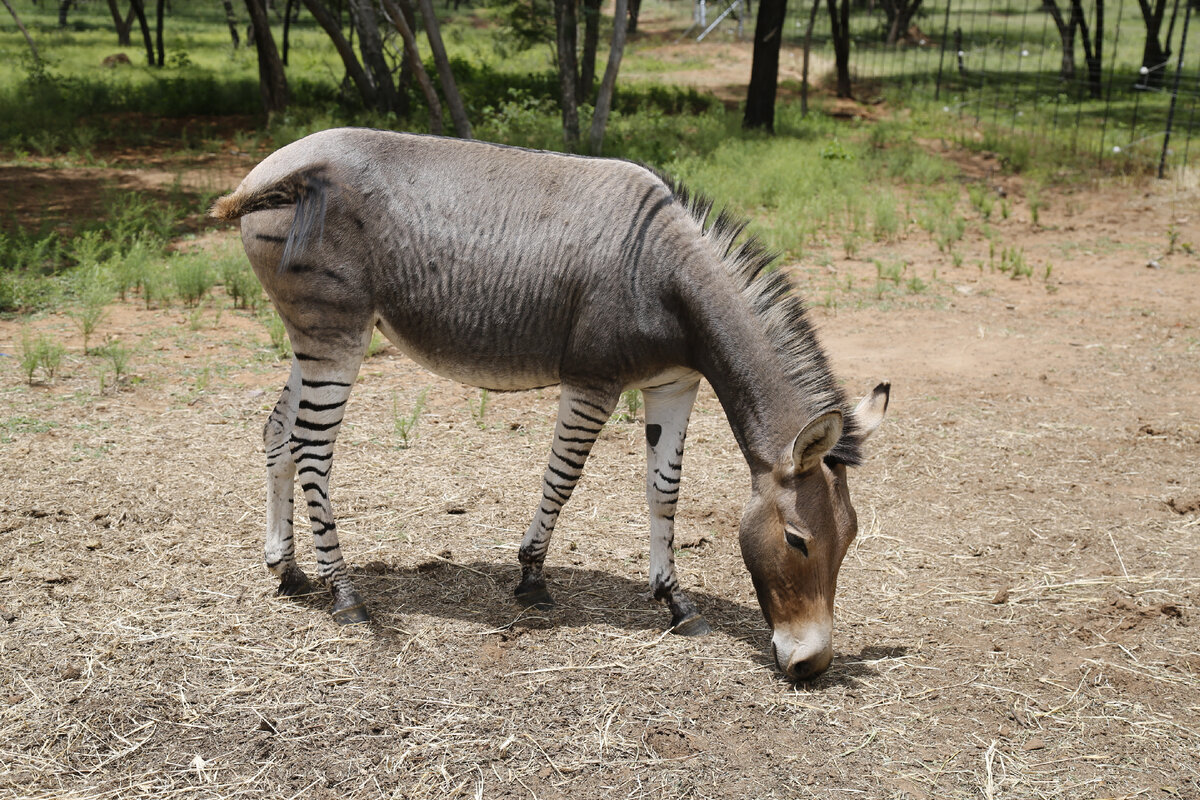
(514, 584, 556, 611)
(277, 567, 316, 597)
(331, 590, 370, 625)
(670, 614, 712, 637)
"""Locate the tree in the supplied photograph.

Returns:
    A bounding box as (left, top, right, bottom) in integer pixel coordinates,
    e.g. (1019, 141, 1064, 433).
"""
(154, 0, 164, 66)
(347, 0, 405, 114)
(2, 0, 40, 61)
(244, 0, 289, 112)
(381, 0, 445, 134)
(744, 0, 787, 130)
(588, 0, 629, 154)
(128, 0, 156, 66)
(416, 0, 472, 137)
(105, 0, 137, 46)
(827, 0, 853, 97)
(1135, 0, 1171, 88)
(880, 0, 922, 44)
(553, 0, 581, 147)
(302, 0, 382, 109)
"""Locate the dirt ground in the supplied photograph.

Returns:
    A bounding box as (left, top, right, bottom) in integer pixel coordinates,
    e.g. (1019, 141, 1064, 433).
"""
(2, 139, 1199, 799)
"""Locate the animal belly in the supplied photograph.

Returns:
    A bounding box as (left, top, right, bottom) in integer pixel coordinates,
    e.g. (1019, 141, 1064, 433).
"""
(374, 317, 560, 391)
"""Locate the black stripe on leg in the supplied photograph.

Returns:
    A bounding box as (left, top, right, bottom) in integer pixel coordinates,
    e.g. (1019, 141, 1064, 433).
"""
(293, 417, 341, 433)
(302, 379, 352, 389)
(299, 399, 347, 413)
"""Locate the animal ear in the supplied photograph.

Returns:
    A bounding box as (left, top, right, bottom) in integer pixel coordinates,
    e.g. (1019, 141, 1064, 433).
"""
(851, 382, 890, 441)
(787, 411, 843, 475)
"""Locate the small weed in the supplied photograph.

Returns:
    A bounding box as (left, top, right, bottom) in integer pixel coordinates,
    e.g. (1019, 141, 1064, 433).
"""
(999, 247, 1032, 279)
(188, 302, 207, 331)
(220, 259, 263, 311)
(906, 275, 927, 294)
(171, 255, 214, 307)
(1027, 186, 1044, 226)
(874, 259, 906, 285)
(613, 389, 643, 422)
(367, 330, 388, 358)
(69, 266, 112, 353)
(951, 251, 964, 268)
(470, 388, 491, 429)
(98, 338, 132, 384)
(392, 388, 429, 448)
(262, 310, 291, 360)
(968, 184, 995, 220)
(1166, 223, 1180, 256)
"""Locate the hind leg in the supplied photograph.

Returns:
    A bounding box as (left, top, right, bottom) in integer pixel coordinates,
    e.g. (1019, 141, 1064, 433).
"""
(281, 325, 373, 624)
(263, 359, 313, 596)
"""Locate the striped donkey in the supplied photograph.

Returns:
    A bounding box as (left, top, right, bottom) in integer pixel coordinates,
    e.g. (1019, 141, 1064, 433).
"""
(212, 128, 889, 681)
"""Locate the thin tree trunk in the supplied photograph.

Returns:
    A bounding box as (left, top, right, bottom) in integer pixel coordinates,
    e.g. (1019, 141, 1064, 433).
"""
(2, 0, 40, 60)
(580, 0, 601, 102)
(1043, 0, 1077, 82)
(827, 0, 852, 98)
(1137, 0, 1170, 88)
(106, 0, 134, 44)
(154, 0, 165, 66)
(628, 0, 641, 34)
(744, 0, 787, 130)
(282, 0, 293, 61)
(347, 0, 402, 113)
(57, 0, 71, 27)
(553, 0, 580, 147)
(128, 0, 156, 65)
(381, 0, 444, 134)
(801, 0, 821, 115)
(302, 0, 378, 109)
(244, 0, 290, 112)
(221, 0, 240, 47)
(417, 0, 472, 137)
(588, 0, 628, 155)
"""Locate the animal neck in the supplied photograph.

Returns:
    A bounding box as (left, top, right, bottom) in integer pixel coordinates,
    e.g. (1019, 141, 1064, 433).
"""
(678, 269, 816, 475)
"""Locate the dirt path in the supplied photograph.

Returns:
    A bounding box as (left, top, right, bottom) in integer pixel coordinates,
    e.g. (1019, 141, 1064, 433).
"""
(0, 165, 1197, 798)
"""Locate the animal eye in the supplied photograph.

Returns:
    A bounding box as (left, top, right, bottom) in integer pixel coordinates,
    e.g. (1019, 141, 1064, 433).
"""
(784, 525, 809, 557)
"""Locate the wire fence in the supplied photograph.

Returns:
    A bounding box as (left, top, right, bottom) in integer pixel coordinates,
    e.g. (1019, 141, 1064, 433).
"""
(743, 0, 1200, 175)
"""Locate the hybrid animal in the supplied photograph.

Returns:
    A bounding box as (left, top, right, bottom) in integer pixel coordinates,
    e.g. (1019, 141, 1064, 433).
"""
(212, 128, 890, 680)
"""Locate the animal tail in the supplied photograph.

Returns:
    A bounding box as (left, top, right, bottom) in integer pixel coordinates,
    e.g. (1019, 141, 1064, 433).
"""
(210, 165, 331, 271)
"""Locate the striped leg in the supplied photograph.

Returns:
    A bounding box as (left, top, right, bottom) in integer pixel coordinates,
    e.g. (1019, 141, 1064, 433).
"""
(515, 384, 619, 608)
(643, 378, 710, 635)
(287, 341, 370, 625)
(263, 359, 311, 596)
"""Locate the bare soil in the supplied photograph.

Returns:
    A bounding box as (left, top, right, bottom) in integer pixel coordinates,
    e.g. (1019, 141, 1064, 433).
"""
(1, 147, 1198, 799)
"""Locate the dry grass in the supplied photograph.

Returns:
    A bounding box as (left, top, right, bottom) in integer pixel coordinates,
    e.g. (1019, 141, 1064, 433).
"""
(2, 172, 1199, 799)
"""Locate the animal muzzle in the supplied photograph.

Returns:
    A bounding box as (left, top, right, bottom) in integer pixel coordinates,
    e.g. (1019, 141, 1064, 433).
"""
(771, 621, 833, 681)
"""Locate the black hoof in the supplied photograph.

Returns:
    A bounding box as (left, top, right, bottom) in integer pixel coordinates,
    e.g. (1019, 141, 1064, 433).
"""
(277, 566, 316, 597)
(514, 584, 556, 610)
(670, 614, 712, 637)
(331, 589, 370, 625)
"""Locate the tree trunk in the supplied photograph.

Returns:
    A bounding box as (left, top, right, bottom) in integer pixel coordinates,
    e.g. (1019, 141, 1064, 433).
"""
(882, 0, 922, 44)
(244, 0, 290, 112)
(580, 0, 601, 101)
(220, 0, 240, 47)
(827, 0, 852, 98)
(128, 0, 156, 65)
(628, 0, 641, 33)
(347, 0, 403, 113)
(57, 0, 71, 27)
(381, 0, 444, 134)
(744, 0, 787, 130)
(553, 0, 581, 147)
(1137, 0, 1170, 88)
(417, 0, 472, 137)
(1044, 0, 1077, 82)
(154, 0, 165, 66)
(282, 0, 293, 61)
(588, 0, 628, 154)
(801, 0, 821, 115)
(1072, 0, 1103, 98)
(106, 0, 134, 45)
(302, 0, 379, 109)
(2, 0, 40, 60)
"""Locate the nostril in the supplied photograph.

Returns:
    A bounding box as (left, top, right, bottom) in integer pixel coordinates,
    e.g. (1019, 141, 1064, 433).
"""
(788, 653, 830, 681)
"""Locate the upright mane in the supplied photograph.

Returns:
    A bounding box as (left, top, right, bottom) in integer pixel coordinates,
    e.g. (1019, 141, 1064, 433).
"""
(661, 176, 863, 466)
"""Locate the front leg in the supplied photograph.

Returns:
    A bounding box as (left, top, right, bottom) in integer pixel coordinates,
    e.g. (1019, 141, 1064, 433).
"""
(642, 378, 710, 635)
(515, 384, 620, 608)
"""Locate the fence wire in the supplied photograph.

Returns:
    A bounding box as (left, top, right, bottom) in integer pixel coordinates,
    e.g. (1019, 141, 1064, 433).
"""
(763, 0, 1200, 174)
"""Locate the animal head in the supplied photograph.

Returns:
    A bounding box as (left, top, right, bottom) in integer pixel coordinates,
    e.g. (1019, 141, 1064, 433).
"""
(739, 382, 890, 681)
